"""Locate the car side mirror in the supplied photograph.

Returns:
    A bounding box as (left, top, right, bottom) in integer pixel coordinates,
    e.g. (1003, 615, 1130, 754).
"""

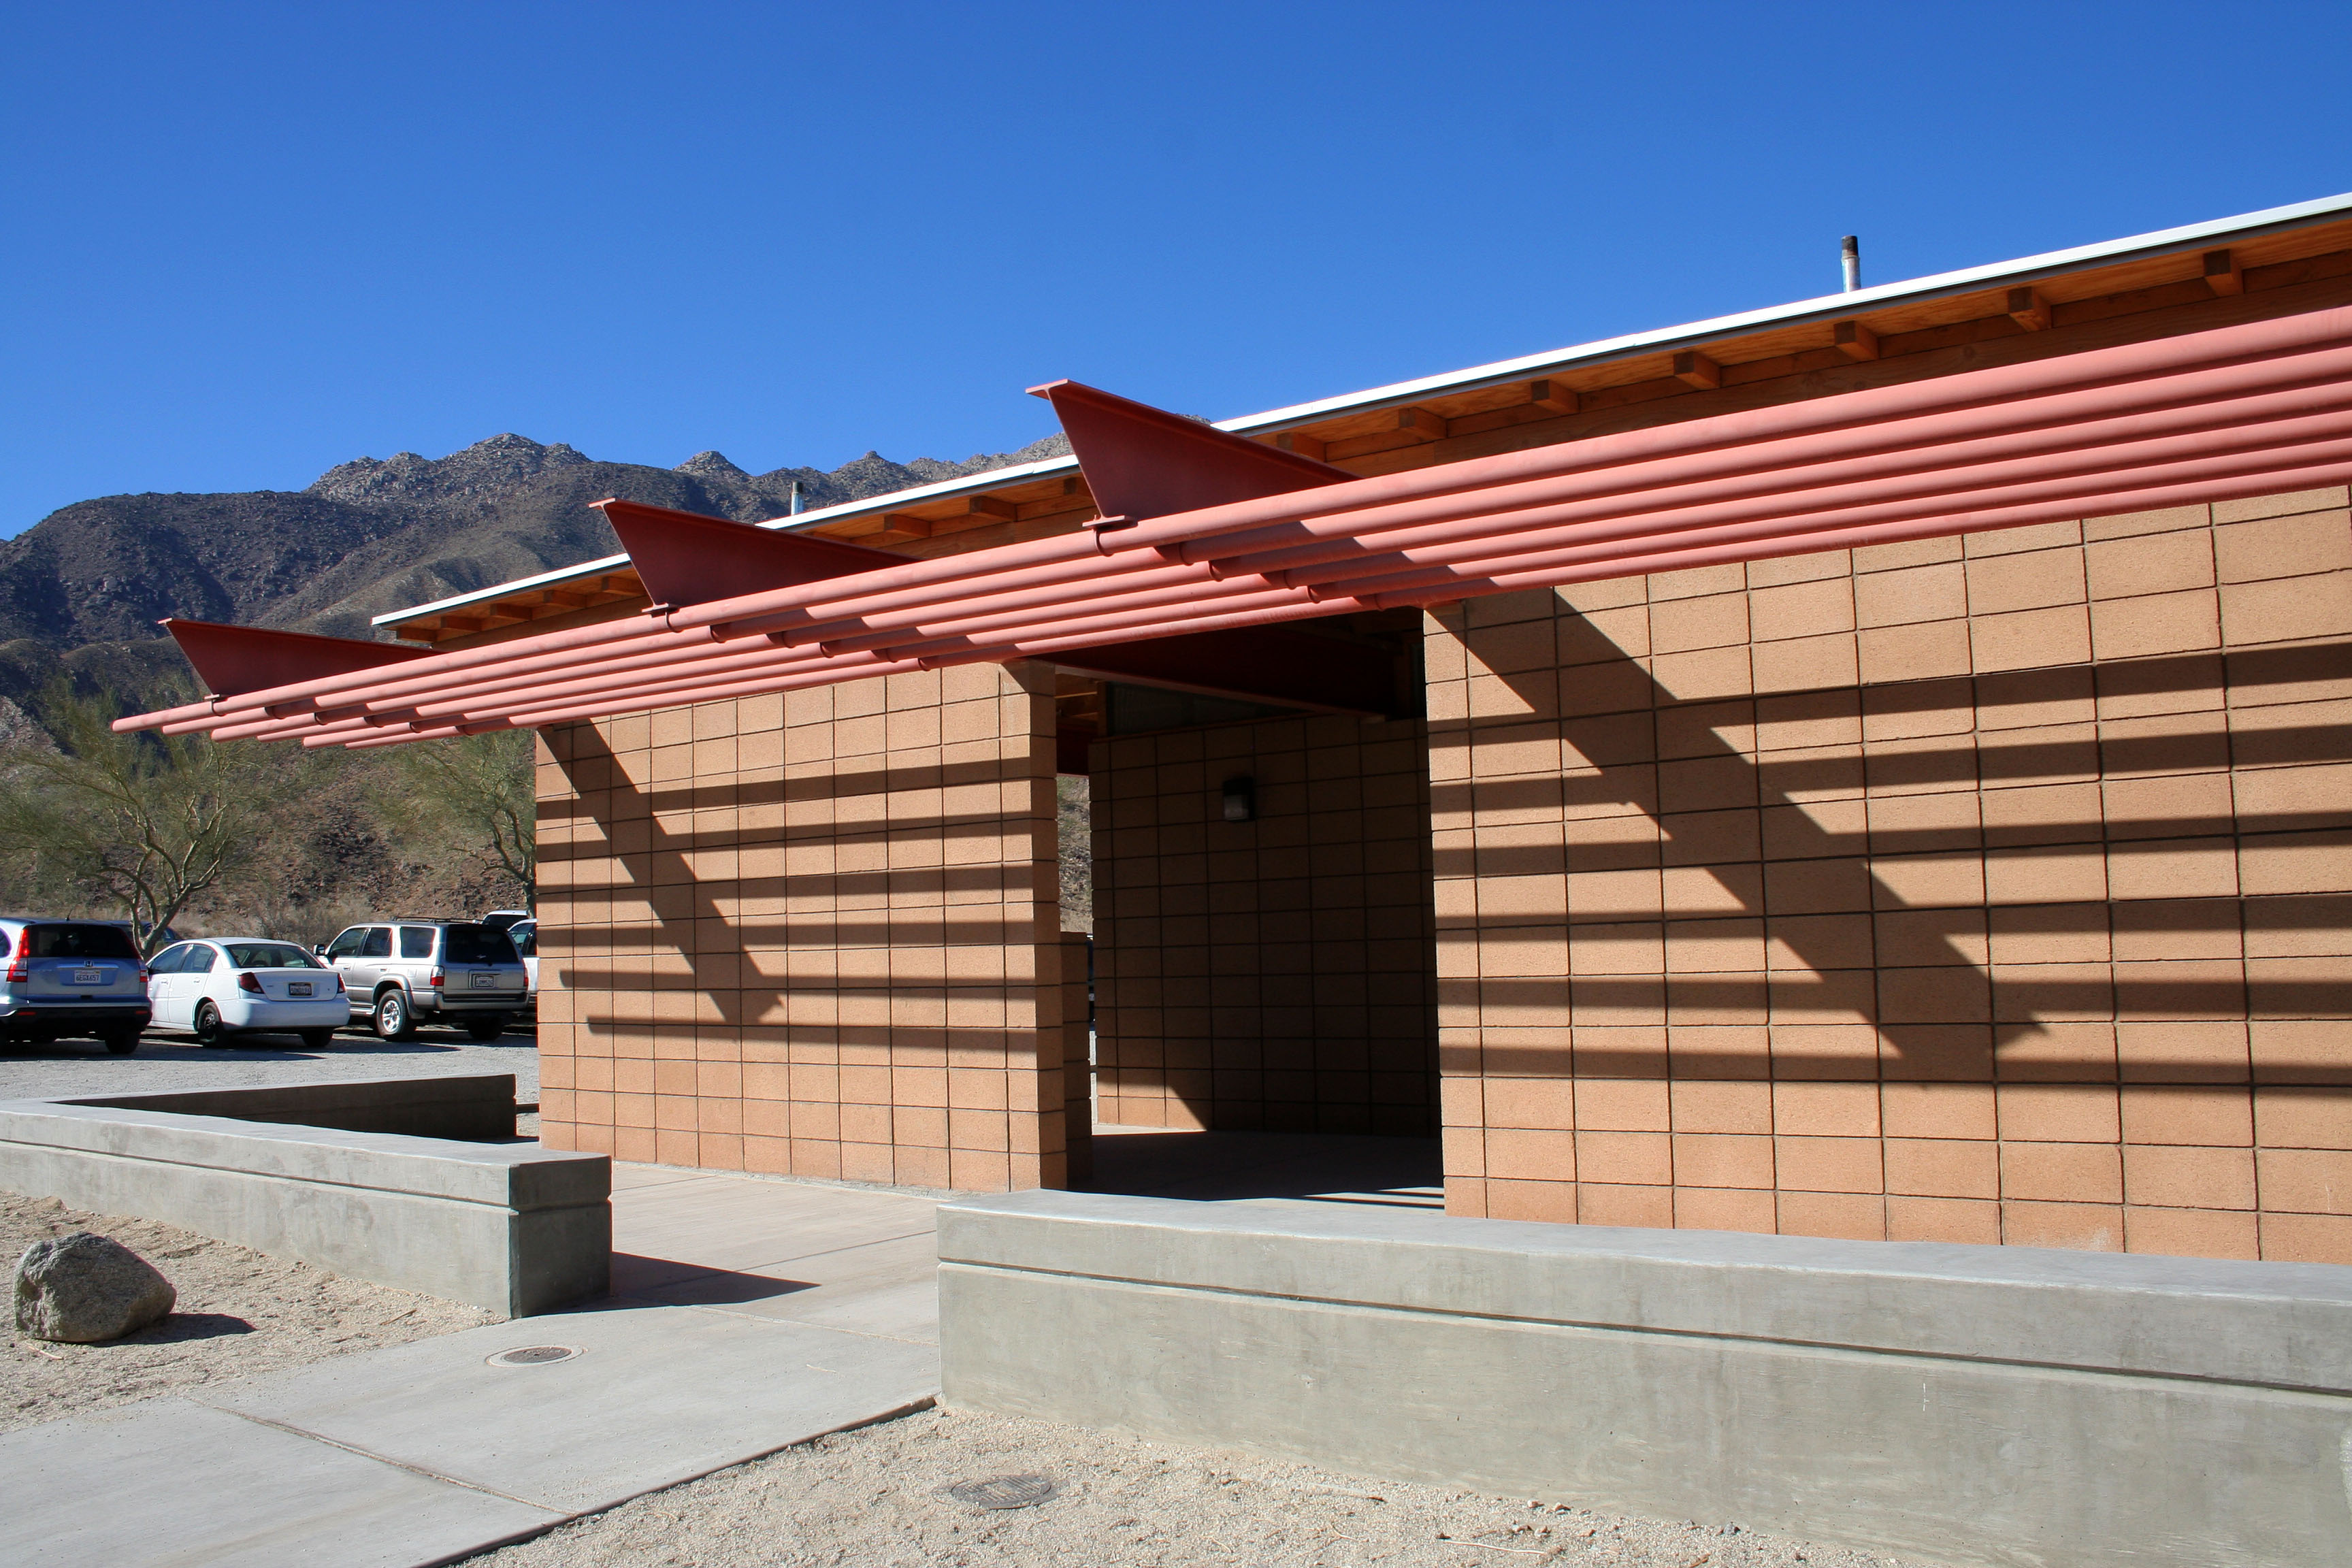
(313, 943, 327, 956)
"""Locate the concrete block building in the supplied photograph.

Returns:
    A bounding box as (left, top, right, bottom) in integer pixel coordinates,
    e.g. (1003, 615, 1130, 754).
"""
(137, 194, 2352, 1265)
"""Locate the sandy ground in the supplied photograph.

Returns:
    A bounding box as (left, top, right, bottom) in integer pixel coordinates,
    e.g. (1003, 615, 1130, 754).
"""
(2, 1190, 494, 1433)
(467, 1405, 1929, 1568)
(0, 1022, 539, 1102)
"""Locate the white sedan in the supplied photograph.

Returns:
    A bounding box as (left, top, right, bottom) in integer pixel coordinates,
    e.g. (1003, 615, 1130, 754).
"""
(509, 919, 539, 1011)
(146, 938, 350, 1049)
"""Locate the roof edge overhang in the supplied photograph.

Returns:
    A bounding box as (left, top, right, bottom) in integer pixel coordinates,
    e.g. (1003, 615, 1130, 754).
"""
(372, 190, 2352, 630)
(141, 305, 2352, 749)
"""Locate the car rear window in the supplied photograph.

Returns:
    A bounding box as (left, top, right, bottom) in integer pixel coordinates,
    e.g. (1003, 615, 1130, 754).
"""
(27, 924, 140, 960)
(441, 924, 519, 965)
(359, 928, 392, 958)
(225, 943, 319, 970)
(399, 927, 436, 959)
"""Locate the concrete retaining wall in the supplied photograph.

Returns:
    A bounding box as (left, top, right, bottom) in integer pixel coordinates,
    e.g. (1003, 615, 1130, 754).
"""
(0, 1093, 608, 1318)
(61, 1072, 519, 1141)
(938, 1191, 2352, 1567)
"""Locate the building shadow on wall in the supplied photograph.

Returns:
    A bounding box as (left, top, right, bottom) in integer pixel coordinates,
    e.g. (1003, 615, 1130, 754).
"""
(538, 717, 1077, 1186)
(1448, 627, 2352, 1088)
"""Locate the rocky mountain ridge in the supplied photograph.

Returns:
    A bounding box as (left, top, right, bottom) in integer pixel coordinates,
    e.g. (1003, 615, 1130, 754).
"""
(0, 429, 1070, 674)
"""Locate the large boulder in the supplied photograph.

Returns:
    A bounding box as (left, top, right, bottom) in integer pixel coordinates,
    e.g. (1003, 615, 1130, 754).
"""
(14, 1232, 176, 1343)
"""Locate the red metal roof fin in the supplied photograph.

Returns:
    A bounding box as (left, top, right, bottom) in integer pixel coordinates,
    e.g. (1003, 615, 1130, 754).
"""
(594, 499, 906, 610)
(1026, 380, 1352, 529)
(161, 619, 436, 698)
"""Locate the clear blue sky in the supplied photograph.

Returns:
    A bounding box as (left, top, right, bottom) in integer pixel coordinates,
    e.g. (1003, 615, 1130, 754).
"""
(5, 1, 2349, 537)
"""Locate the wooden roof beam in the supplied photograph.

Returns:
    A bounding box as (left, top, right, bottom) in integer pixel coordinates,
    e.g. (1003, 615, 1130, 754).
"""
(2203, 248, 2244, 296)
(1388, 406, 1449, 443)
(1671, 350, 1723, 390)
(1529, 378, 1578, 414)
(1833, 320, 1880, 361)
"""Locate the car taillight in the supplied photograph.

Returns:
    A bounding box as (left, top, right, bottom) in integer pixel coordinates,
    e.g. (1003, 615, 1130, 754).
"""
(238, 972, 263, 994)
(333, 973, 346, 993)
(428, 968, 444, 988)
(137, 967, 149, 984)
(5, 929, 28, 985)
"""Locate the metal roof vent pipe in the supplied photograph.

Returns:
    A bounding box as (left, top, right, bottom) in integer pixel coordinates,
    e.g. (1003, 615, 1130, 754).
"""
(1842, 235, 1861, 293)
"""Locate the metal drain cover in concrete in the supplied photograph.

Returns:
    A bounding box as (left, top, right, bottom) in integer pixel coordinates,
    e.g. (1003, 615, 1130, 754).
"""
(945, 1474, 1060, 1509)
(486, 1345, 582, 1367)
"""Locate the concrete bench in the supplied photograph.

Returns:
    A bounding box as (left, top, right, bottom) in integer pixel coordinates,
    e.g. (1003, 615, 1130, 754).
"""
(939, 1190, 2352, 1568)
(0, 1082, 608, 1318)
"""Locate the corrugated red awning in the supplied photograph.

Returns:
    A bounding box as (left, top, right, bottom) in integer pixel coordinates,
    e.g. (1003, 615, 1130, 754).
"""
(118, 308, 2352, 748)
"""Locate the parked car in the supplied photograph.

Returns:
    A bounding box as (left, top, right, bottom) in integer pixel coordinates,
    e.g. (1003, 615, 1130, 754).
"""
(318, 920, 527, 1041)
(146, 938, 348, 1049)
(0, 917, 149, 1054)
(479, 909, 532, 934)
(506, 917, 539, 1012)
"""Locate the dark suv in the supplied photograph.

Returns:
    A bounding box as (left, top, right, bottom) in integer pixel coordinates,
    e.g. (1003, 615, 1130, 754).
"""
(0, 917, 150, 1054)
(320, 920, 527, 1041)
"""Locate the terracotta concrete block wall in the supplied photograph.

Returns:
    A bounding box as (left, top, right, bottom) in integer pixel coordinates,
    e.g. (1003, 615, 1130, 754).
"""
(532, 661, 1070, 1190)
(1091, 714, 1439, 1134)
(1431, 486, 2352, 1262)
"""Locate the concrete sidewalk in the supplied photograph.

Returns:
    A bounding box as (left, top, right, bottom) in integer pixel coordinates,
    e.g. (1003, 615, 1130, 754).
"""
(3, 1164, 942, 1568)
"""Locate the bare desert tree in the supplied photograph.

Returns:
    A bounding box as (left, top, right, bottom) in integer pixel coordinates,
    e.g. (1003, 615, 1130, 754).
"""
(0, 685, 291, 953)
(386, 729, 538, 902)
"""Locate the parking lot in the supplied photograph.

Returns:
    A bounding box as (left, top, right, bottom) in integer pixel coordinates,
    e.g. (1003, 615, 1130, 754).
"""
(0, 1022, 539, 1105)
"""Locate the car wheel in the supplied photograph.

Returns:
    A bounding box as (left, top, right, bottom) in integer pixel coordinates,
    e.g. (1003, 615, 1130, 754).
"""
(101, 1032, 139, 1056)
(465, 1015, 508, 1042)
(299, 1028, 336, 1049)
(193, 1001, 230, 1048)
(374, 989, 414, 1041)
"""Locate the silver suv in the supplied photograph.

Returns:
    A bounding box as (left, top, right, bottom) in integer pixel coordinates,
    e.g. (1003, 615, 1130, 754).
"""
(0, 917, 150, 1054)
(320, 920, 527, 1041)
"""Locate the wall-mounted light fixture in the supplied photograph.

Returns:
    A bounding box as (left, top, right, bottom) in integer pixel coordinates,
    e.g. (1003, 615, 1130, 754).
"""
(1221, 776, 1255, 823)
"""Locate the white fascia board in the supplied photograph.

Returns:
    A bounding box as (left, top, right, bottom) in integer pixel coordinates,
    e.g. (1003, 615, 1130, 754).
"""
(379, 191, 2352, 627)
(370, 461, 1083, 626)
(372, 554, 632, 626)
(1213, 191, 2352, 431)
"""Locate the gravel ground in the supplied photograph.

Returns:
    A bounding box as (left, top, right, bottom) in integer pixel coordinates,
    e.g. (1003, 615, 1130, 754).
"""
(3, 1190, 494, 1433)
(466, 1405, 1929, 1568)
(0, 1022, 539, 1102)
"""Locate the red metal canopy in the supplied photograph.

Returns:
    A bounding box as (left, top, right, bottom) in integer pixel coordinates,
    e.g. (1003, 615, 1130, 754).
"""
(595, 498, 904, 609)
(161, 619, 435, 698)
(1029, 380, 1353, 527)
(116, 308, 2352, 748)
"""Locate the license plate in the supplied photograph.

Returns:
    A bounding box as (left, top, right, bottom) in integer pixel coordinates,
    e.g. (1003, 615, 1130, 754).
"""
(289, 982, 312, 997)
(74, 969, 101, 986)
(470, 972, 497, 990)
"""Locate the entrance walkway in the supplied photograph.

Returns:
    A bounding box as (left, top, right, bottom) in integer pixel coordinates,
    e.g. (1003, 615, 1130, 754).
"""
(5, 1145, 1448, 1565)
(608, 1162, 943, 1343)
(1086, 1126, 1444, 1211)
(2, 1165, 942, 1568)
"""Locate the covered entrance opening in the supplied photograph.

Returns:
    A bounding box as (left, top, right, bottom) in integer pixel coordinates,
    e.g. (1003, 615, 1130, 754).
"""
(1052, 616, 1444, 1211)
